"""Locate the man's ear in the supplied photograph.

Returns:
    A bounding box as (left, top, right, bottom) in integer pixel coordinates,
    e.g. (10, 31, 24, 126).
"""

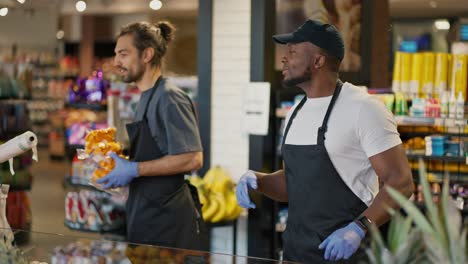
(142, 47, 155, 64)
(314, 55, 326, 69)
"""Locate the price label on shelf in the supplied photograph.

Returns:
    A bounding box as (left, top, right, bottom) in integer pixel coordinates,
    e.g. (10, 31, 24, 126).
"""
(446, 119, 456, 127)
(454, 119, 466, 127)
(434, 118, 444, 126)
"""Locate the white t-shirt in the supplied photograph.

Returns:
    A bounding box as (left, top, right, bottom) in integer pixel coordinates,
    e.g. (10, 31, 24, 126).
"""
(283, 82, 401, 206)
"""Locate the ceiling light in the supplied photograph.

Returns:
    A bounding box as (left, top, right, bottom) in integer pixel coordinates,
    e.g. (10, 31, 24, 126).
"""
(0, 7, 8, 17)
(76, 1, 87, 12)
(56, 30, 65, 40)
(429, 1, 437, 8)
(17, 0, 26, 4)
(149, 0, 162, 10)
(434, 19, 450, 30)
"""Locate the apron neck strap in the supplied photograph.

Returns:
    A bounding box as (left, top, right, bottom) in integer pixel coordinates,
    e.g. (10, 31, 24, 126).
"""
(281, 95, 307, 147)
(317, 80, 343, 145)
(143, 76, 163, 121)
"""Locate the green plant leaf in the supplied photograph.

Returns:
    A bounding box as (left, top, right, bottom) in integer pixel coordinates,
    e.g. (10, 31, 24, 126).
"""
(367, 223, 386, 264)
(396, 229, 427, 264)
(386, 187, 435, 236)
(366, 248, 379, 264)
(387, 212, 412, 253)
(458, 228, 467, 264)
(424, 233, 448, 263)
(397, 216, 414, 250)
(417, 159, 448, 251)
(441, 174, 467, 264)
(387, 212, 399, 252)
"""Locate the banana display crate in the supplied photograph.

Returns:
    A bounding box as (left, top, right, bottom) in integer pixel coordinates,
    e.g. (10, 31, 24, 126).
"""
(188, 166, 243, 224)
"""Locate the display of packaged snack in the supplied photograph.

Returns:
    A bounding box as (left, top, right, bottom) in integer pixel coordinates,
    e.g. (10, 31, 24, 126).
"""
(64, 190, 125, 232)
(51, 240, 128, 264)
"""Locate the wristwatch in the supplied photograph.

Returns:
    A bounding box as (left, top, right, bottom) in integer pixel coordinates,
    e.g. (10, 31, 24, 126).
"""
(354, 215, 372, 233)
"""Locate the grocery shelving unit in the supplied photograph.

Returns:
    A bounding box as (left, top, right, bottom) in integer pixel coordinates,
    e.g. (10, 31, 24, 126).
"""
(0, 99, 34, 245)
(62, 178, 127, 238)
(29, 63, 73, 148)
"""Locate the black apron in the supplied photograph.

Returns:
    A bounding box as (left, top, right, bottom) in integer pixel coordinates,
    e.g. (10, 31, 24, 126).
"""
(125, 77, 208, 250)
(281, 81, 368, 263)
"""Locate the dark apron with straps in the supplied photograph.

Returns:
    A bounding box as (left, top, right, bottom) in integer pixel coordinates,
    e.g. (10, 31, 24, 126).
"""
(281, 81, 368, 263)
(125, 77, 208, 250)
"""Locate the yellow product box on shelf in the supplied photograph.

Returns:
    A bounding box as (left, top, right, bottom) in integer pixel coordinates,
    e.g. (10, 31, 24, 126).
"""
(410, 53, 423, 98)
(392, 51, 403, 93)
(434, 52, 449, 98)
(452, 54, 468, 100)
(447, 54, 453, 91)
(421, 52, 435, 98)
(401, 52, 413, 96)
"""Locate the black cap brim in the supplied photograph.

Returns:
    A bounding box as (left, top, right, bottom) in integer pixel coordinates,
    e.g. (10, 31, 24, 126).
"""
(272, 33, 296, 44)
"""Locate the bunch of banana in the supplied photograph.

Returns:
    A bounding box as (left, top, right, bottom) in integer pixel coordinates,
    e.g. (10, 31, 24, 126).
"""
(188, 166, 243, 223)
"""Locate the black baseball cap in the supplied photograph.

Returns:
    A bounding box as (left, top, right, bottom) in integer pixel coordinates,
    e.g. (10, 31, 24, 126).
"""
(273, 20, 345, 62)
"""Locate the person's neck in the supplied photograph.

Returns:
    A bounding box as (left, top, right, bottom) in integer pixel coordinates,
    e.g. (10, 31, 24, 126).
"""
(136, 67, 162, 92)
(299, 72, 338, 98)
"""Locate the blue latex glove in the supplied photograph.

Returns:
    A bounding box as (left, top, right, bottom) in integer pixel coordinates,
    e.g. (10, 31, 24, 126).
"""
(235, 170, 258, 209)
(96, 153, 139, 189)
(318, 222, 365, 261)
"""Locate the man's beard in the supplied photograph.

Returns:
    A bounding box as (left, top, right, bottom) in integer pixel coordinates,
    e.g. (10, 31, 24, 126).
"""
(122, 64, 144, 83)
(282, 67, 311, 88)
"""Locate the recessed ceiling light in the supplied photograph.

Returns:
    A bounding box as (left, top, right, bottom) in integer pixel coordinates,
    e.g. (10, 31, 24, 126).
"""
(76, 0, 87, 12)
(0, 7, 8, 17)
(17, 0, 26, 4)
(149, 0, 162, 10)
(434, 19, 450, 30)
(429, 1, 437, 8)
(56, 30, 65, 40)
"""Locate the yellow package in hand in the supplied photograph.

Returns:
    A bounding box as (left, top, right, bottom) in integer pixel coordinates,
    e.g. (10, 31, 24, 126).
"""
(84, 127, 127, 181)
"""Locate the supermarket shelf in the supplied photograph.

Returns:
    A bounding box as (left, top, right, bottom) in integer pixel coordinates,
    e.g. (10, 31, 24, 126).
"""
(30, 120, 50, 126)
(65, 103, 107, 111)
(63, 176, 102, 192)
(33, 63, 57, 68)
(411, 170, 468, 183)
(64, 220, 125, 234)
(414, 202, 468, 216)
(30, 97, 65, 101)
(0, 169, 33, 191)
(396, 116, 467, 127)
(399, 131, 468, 138)
(8, 185, 32, 192)
(406, 154, 466, 163)
(66, 144, 85, 149)
(0, 98, 30, 103)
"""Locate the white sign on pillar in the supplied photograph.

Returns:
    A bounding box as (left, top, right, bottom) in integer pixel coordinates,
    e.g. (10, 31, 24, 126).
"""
(243, 82, 271, 136)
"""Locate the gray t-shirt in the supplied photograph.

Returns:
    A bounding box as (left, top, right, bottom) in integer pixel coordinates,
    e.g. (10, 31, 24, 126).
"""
(134, 78, 202, 155)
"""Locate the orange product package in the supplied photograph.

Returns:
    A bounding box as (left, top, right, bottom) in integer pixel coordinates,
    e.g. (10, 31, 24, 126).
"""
(83, 127, 126, 182)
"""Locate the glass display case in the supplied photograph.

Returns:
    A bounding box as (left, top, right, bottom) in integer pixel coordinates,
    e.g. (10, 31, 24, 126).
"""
(2, 228, 296, 264)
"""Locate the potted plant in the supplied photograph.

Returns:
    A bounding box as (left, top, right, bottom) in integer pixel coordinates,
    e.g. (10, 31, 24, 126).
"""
(366, 159, 467, 263)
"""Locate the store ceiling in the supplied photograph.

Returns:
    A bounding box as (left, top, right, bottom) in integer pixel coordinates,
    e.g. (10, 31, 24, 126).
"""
(0, 0, 198, 14)
(390, 0, 468, 18)
(1, 0, 467, 18)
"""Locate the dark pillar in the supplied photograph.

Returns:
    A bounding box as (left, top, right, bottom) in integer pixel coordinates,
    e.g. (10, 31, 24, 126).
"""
(197, 0, 213, 175)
